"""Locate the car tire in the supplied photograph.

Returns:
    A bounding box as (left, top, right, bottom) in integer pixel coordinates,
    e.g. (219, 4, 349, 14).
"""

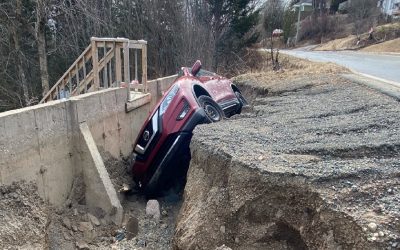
(235, 91, 248, 114)
(198, 95, 224, 123)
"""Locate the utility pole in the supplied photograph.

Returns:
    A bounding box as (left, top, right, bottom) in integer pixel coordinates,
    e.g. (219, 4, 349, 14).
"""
(295, 5, 302, 45)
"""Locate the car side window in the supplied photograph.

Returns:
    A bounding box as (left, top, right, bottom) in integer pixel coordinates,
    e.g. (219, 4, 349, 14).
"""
(197, 69, 216, 77)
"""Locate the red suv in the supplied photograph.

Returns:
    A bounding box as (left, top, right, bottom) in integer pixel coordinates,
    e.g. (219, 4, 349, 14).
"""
(130, 61, 247, 196)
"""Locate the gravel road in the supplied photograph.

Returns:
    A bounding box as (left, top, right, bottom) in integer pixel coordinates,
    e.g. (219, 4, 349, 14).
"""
(184, 74, 400, 248)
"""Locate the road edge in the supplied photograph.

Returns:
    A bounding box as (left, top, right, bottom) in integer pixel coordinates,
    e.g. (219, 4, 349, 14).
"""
(341, 73, 400, 101)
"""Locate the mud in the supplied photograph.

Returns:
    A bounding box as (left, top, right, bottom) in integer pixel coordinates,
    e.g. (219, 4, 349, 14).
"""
(174, 75, 400, 250)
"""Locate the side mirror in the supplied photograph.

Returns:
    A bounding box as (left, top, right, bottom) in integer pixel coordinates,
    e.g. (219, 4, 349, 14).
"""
(191, 60, 202, 76)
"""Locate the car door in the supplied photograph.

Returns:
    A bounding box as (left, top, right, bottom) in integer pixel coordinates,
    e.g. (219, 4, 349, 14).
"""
(197, 70, 233, 103)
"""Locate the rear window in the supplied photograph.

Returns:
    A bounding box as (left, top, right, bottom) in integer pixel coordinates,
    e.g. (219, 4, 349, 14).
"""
(177, 67, 216, 77)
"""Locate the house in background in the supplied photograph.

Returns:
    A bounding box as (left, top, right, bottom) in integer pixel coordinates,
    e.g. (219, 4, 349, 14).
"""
(378, 0, 400, 17)
(312, 0, 332, 11)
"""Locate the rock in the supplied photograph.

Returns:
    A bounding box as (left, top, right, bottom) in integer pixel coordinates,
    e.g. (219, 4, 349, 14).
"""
(88, 213, 101, 226)
(73, 208, 78, 216)
(78, 222, 93, 232)
(235, 237, 240, 244)
(63, 231, 71, 240)
(146, 200, 160, 220)
(378, 231, 385, 237)
(162, 209, 168, 216)
(368, 222, 377, 232)
(62, 217, 72, 230)
(392, 242, 398, 248)
(215, 244, 232, 250)
(220, 225, 226, 234)
(126, 217, 139, 240)
(76, 240, 90, 250)
(160, 223, 168, 230)
(387, 188, 393, 194)
(83, 229, 97, 243)
(72, 224, 78, 232)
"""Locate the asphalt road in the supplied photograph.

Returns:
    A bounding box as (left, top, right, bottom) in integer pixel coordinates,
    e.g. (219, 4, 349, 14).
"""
(281, 49, 400, 86)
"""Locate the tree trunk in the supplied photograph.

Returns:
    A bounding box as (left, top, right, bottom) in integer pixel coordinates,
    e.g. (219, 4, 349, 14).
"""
(36, 0, 50, 97)
(13, 0, 30, 106)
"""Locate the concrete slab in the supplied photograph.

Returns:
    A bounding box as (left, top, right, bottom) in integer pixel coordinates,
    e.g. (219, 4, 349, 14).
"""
(79, 122, 123, 225)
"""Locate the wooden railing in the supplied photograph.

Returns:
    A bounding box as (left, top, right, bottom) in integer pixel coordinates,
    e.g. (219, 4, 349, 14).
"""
(40, 37, 148, 104)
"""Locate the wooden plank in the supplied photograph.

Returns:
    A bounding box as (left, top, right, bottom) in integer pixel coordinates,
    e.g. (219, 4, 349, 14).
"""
(108, 57, 113, 87)
(92, 40, 100, 90)
(75, 64, 80, 90)
(72, 47, 115, 95)
(72, 72, 94, 95)
(103, 42, 108, 88)
(115, 44, 122, 85)
(39, 44, 92, 103)
(135, 49, 138, 80)
(91, 37, 129, 43)
(82, 56, 87, 93)
(68, 72, 72, 96)
(123, 41, 130, 101)
(141, 44, 148, 93)
(128, 43, 145, 49)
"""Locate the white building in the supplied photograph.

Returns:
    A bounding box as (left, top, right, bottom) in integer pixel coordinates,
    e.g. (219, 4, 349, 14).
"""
(378, 0, 400, 17)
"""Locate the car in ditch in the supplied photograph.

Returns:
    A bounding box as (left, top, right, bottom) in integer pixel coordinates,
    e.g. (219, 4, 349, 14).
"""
(129, 60, 247, 196)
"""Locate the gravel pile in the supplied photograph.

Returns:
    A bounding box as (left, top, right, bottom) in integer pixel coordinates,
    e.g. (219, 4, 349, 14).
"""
(0, 181, 48, 249)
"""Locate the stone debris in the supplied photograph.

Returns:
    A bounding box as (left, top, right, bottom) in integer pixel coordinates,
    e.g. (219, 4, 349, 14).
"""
(62, 217, 72, 230)
(78, 221, 93, 232)
(215, 244, 233, 250)
(88, 213, 101, 226)
(76, 239, 90, 250)
(146, 199, 161, 220)
(368, 222, 378, 232)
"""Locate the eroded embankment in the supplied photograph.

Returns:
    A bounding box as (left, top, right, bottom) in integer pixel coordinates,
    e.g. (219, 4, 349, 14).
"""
(174, 75, 400, 250)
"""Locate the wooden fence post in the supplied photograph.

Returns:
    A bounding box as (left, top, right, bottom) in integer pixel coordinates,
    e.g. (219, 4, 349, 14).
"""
(91, 38, 100, 90)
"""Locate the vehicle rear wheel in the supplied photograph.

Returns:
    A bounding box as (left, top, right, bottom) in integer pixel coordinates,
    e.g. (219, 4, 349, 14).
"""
(235, 91, 248, 114)
(198, 95, 224, 123)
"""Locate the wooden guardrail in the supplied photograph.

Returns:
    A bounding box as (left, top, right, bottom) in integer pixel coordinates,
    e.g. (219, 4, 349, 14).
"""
(40, 37, 148, 104)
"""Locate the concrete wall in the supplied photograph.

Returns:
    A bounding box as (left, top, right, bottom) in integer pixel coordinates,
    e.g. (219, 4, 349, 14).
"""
(0, 75, 176, 206)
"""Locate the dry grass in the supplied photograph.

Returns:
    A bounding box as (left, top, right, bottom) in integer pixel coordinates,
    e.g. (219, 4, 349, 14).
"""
(361, 38, 400, 53)
(314, 22, 400, 52)
(233, 53, 347, 86)
(314, 35, 360, 51)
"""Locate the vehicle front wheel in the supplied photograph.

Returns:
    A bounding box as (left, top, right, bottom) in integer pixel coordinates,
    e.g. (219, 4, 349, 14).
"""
(198, 95, 224, 123)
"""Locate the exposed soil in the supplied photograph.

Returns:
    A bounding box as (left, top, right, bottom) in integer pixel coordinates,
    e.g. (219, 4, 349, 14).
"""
(0, 181, 49, 249)
(0, 153, 180, 250)
(174, 72, 400, 249)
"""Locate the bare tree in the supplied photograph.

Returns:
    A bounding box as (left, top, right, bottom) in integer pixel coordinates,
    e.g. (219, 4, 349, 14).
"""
(36, 0, 50, 96)
(263, 0, 284, 70)
(348, 0, 379, 38)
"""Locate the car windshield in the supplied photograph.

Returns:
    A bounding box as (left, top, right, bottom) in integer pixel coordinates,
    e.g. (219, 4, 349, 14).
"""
(178, 67, 217, 77)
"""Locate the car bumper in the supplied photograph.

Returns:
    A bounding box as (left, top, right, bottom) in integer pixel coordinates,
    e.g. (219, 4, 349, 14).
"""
(132, 108, 208, 188)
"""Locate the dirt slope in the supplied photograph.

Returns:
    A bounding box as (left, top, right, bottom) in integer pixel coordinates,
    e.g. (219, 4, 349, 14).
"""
(174, 74, 400, 250)
(361, 38, 400, 53)
(314, 23, 400, 52)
